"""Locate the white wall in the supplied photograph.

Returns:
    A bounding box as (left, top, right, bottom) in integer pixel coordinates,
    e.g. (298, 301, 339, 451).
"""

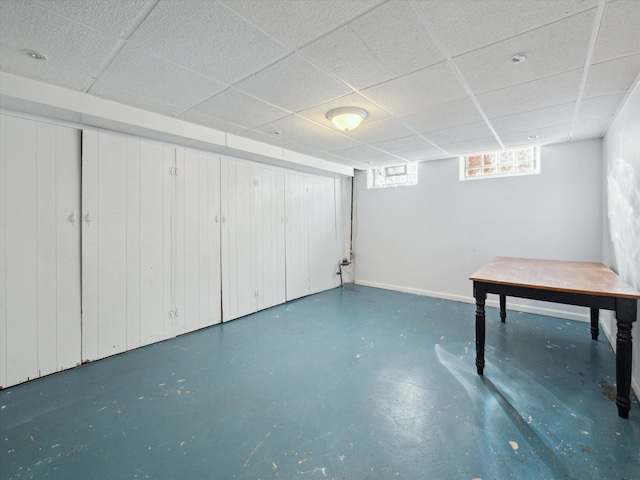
(353, 139, 603, 320)
(602, 82, 640, 397)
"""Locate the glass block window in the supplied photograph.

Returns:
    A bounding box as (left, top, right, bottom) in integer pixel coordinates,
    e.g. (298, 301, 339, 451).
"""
(460, 146, 540, 180)
(367, 163, 418, 189)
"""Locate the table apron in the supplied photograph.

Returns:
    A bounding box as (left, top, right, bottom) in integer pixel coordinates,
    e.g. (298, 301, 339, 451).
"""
(479, 282, 617, 311)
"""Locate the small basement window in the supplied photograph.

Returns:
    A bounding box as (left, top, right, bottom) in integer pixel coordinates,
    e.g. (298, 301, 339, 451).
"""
(460, 146, 540, 180)
(367, 163, 418, 188)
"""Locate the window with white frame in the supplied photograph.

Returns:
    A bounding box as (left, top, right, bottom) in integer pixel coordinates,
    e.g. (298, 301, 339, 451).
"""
(460, 146, 540, 180)
(367, 163, 418, 188)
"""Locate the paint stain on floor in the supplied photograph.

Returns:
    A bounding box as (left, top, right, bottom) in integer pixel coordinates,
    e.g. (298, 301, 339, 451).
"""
(598, 379, 616, 401)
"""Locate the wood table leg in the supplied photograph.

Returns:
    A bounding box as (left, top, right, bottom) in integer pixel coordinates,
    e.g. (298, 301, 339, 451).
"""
(475, 282, 487, 375)
(500, 294, 506, 323)
(590, 308, 599, 340)
(615, 298, 637, 419)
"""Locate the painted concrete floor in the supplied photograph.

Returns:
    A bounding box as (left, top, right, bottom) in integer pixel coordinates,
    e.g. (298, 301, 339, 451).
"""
(1, 285, 639, 480)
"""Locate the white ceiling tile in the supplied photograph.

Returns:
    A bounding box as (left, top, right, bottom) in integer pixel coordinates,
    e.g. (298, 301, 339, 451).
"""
(30, 0, 150, 38)
(0, 0, 121, 89)
(235, 55, 351, 112)
(419, 0, 598, 56)
(89, 81, 183, 117)
(578, 92, 627, 120)
(438, 137, 502, 156)
(219, 0, 379, 49)
(128, 0, 289, 84)
(179, 110, 248, 135)
(357, 154, 408, 167)
(342, 118, 415, 143)
(248, 114, 334, 144)
(297, 92, 390, 132)
(453, 10, 595, 94)
(300, 26, 397, 91)
(333, 144, 394, 161)
(397, 146, 448, 162)
(99, 44, 225, 109)
(476, 69, 583, 118)
(424, 121, 495, 146)
(194, 88, 289, 129)
(592, 0, 640, 63)
(571, 116, 613, 139)
(584, 53, 640, 98)
(489, 103, 577, 135)
(300, 132, 364, 153)
(239, 128, 291, 146)
(362, 62, 468, 115)
(301, 0, 443, 90)
(499, 124, 571, 148)
(284, 144, 358, 168)
(397, 97, 483, 133)
(372, 135, 435, 154)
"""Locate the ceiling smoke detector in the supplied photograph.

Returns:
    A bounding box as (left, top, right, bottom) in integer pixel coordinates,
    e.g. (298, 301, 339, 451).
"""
(510, 53, 527, 64)
(23, 49, 47, 60)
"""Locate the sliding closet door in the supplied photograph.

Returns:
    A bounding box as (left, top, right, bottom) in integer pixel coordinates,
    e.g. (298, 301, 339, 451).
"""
(253, 166, 286, 311)
(221, 158, 254, 321)
(82, 129, 173, 361)
(284, 173, 310, 301)
(285, 172, 340, 301)
(0, 114, 81, 387)
(176, 148, 222, 334)
(308, 175, 339, 294)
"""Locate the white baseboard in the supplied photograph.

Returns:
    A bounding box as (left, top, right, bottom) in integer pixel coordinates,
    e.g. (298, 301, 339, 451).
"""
(354, 280, 590, 322)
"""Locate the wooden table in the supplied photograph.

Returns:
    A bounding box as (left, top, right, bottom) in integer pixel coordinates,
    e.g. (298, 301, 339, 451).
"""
(470, 257, 640, 419)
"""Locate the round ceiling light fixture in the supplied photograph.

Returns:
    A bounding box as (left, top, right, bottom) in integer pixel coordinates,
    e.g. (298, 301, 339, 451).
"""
(326, 107, 368, 132)
(528, 135, 539, 140)
(510, 53, 527, 64)
(23, 49, 47, 60)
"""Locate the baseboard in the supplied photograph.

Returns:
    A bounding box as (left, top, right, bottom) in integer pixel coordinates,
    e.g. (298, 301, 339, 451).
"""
(354, 280, 590, 322)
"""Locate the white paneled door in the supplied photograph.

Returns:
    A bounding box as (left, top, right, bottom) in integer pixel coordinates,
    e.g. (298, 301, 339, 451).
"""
(285, 172, 340, 301)
(176, 148, 222, 335)
(0, 114, 82, 387)
(307, 175, 339, 295)
(221, 159, 286, 321)
(253, 166, 286, 311)
(221, 158, 254, 321)
(82, 130, 172, 359)
(284, 173, 310, 301)
(82, 129, 221, 363)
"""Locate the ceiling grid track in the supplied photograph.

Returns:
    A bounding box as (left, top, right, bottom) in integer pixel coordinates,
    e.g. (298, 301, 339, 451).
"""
(409, 0, 504, 151)
(568, 0, 607, 141)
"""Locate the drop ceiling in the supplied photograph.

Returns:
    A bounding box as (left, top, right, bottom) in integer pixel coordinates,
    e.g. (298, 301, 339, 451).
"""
(1, 0, 639, 170)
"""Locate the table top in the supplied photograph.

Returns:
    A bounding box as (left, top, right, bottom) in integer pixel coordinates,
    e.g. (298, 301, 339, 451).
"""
(470, 257, 640, 299)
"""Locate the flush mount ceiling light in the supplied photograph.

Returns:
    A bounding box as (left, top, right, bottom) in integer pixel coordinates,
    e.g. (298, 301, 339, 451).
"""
(326, 107, 368, 131)
(23, 49, 47, 60)
(510, 53, 527, 64)
(528, 135, 539, 140)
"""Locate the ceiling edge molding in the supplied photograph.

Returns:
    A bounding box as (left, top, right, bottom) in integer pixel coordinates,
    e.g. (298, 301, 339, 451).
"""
(0, 72, 353, 178)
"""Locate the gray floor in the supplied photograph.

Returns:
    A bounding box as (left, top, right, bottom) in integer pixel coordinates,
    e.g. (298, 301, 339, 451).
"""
(1, 285, 639, 480)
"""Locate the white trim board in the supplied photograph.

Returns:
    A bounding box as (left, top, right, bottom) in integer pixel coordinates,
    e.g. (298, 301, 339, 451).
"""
(354, 280, 590, 322)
